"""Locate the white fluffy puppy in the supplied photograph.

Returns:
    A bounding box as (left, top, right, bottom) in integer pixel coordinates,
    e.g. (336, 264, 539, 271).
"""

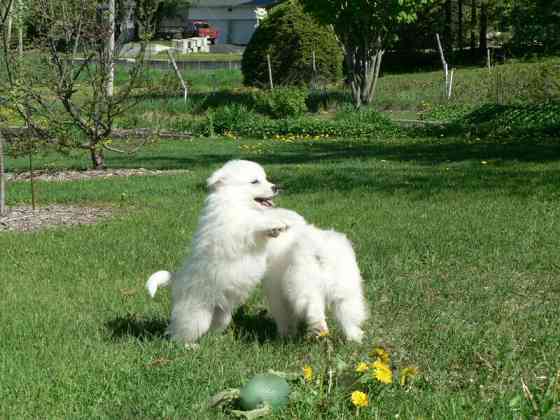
(263, 211, 368, 343)
(146, 160, 292, 344)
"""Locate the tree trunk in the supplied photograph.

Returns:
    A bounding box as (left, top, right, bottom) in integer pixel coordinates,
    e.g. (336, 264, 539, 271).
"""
(444, 0, 453, 53)
(17, 0, 22, 57)
(6, 0, 12, 46)
(479, 1, 488, 59)
(470, 0, 477, 58)
(106, 0, 115, 97)
(458, 0, 464, 52)
(344, 41, 384, 108)
(0, 131, 6, 216)
(90, 146, 105, 170)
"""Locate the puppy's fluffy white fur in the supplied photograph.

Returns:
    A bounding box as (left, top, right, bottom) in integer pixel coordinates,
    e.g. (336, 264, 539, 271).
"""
(146, 160, 291, 344)
(263, 210, 368, 343)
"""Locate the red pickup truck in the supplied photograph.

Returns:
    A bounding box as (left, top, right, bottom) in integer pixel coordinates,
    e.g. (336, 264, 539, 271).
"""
(184, 20, 220, 44)
(157, 20, 220, 44)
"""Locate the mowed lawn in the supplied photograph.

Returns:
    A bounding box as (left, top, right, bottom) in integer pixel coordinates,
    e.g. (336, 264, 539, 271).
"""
(2, 132, 560, 419)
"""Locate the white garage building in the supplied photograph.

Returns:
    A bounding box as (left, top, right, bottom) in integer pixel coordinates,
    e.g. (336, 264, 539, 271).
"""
(172, 0, 276, 45)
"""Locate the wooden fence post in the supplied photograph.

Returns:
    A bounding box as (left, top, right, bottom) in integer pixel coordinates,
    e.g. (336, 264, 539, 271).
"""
(167, 50, 188, 102)
(266, 54, 274, 90)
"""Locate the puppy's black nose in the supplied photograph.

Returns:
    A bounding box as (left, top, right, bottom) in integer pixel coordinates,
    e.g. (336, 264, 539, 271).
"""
(272, 184, 279, 193)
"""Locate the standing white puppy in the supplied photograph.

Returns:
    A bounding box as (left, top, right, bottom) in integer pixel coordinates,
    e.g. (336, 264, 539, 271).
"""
(146, 160, 291, 344)
(263, 210, 368, 343)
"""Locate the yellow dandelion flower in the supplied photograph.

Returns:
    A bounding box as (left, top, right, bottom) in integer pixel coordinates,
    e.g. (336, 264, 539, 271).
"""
(372, 347, 390, 364)
(303, 366, 313, 382)
(399, 366, 418, 386)
(355, 362, 369, 373)
(372, 360, 393, 384)
(351, 391, 368, 407)
(318, 330, 330, 338)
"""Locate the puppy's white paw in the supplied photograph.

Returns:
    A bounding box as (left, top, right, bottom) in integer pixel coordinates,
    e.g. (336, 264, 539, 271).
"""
(184, 342, 200, 351)
(345, 327, 365, 343)
(308, 320, 330, 339)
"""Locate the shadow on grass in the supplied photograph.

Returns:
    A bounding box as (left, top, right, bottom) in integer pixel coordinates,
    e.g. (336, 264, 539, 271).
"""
(104, 308, 281, 344)
(231, 307, 278, 344)
(105, 313, 168, 341)
(107, 134, 560, 197)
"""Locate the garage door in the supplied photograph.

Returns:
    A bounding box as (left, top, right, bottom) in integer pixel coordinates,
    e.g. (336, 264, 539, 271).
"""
(231, 20, 257, 45)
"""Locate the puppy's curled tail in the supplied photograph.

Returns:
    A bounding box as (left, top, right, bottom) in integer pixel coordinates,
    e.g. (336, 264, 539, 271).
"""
(146, 270, 172, 298)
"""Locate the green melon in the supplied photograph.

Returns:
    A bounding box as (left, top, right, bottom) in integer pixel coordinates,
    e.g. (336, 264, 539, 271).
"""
(238, 373, 290, 411)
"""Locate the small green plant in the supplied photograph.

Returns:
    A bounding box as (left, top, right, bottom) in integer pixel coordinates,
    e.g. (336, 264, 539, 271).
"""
(254, 88, 309, 118)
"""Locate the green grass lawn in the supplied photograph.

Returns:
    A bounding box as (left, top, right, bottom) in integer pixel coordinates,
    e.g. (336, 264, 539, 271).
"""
(2, 132, 560, 418)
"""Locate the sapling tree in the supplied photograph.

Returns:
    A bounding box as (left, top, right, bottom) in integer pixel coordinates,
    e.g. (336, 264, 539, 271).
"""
(1, 0, 155, 170)
(299, 0, 432, 107)
(1, 0, 14, 215)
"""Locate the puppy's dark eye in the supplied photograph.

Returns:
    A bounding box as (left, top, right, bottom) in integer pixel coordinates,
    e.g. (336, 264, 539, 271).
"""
(251, 180, 260, 184)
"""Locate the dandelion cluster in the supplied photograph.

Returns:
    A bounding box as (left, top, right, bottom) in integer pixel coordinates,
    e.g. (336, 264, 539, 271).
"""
(299, 344, 418, 416)
(223, 131, 238, 141)
(272, 133, 331, 143)
(351, 391, 368, 408)
(303, 366, 313, 382)
(239, 142, 267, 155)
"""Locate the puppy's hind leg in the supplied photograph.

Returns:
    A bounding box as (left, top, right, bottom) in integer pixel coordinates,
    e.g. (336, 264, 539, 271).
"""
(304, 295, 329, 338)
(210, 306, 233, 333)
(333, 294, 368, 343)
(168, 302, 214, 345)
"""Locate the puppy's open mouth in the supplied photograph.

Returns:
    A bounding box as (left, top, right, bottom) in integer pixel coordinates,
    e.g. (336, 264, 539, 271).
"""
(255, 197, 274, 208)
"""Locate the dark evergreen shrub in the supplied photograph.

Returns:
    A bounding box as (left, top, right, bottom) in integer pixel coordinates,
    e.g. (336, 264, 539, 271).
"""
(241, 0, 343, 87)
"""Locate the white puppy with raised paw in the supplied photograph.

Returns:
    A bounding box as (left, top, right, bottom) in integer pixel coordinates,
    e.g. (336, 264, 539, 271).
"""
(146, 160, 292, 344)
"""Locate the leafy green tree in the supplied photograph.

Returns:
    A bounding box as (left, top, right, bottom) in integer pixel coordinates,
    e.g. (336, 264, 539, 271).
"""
(299, 0, 432, 107)
(510, 0, 560, 54)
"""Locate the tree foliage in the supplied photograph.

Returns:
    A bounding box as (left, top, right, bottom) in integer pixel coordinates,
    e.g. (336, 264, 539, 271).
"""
(242, 0, 342, 88)
(510, 0, 560, 54)
(299, 0, 432, 106)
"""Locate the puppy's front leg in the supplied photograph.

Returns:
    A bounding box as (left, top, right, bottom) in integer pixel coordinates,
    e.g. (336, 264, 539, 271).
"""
(254, 216, 289, 238)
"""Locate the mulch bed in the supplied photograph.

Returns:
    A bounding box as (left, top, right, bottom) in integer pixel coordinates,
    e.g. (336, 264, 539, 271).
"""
(0, 205, 113, 232)
(2, 168, 189, 232)
(5, 168, 189, 182)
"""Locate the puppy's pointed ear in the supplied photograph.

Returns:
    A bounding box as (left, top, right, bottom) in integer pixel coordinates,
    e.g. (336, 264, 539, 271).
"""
(207, 169, 224, 191)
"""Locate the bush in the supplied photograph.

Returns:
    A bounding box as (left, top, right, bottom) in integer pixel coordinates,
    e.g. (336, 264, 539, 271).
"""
(452, 102, 560, 138)
(191, 107, 399, 138)
(209, 104, 260, 134)
(242, 0, 343, 88)
(253, 87, 308, 118)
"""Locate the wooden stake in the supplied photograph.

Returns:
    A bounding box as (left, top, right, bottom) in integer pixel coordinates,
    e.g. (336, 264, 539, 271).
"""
(0, 132, 6, 216)
(166, 50, 188, 102)
(266, 54, 273, 90)
(436, 33, 454, 99)
(29, 151, 36, 211)
(312, 50, 316, 74)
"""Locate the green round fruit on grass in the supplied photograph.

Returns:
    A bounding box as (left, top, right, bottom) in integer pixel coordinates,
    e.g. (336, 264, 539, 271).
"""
(238, 373, 290, 411)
